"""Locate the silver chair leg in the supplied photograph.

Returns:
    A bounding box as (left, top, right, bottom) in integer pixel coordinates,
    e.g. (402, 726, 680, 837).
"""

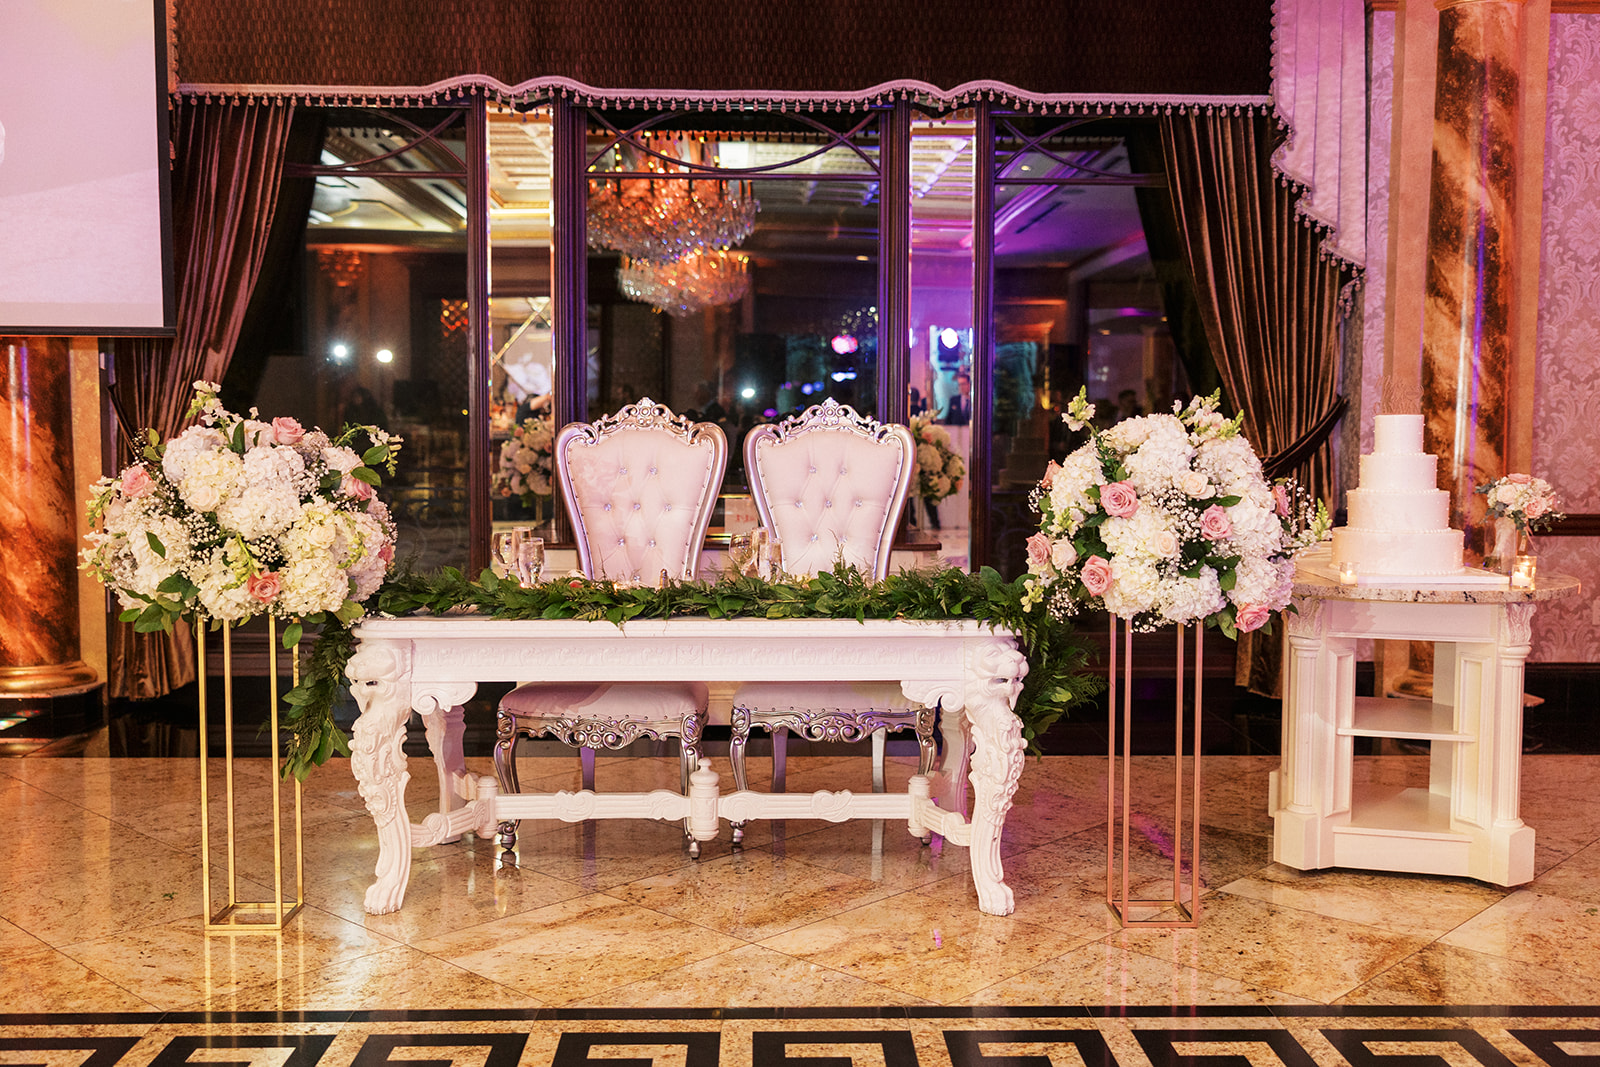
(772, 726, 788, 793)
(871, 728, 887, 793)
(493, 713, 521, 849)
(681, 712, 702, 857)
(729, 707, 750, 845)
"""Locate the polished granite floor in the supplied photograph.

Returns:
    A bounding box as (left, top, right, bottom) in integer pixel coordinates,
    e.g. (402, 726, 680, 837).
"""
(3, 752, 1600, 1064)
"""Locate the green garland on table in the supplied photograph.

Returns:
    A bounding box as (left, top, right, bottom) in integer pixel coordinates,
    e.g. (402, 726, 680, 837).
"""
(279, 564, 1105, 781)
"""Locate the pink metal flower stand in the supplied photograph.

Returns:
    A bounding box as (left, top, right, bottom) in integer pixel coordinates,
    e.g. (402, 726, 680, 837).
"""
(1105, 615, 1202, 927)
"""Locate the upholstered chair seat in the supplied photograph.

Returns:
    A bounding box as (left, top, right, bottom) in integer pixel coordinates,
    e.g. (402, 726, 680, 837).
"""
(728, 399, 934, 839)
(493, 399, 727, 854)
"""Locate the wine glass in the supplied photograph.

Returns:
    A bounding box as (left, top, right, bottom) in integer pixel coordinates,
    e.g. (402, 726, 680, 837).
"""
(728, 531, 756, 577)
(491, 526, 531, 578)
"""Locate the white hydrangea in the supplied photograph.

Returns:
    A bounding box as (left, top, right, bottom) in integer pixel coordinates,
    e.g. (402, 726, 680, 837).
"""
(1046, 446, 1107, 533)
(1100, 505, 1177, 562)
(1158, 568, 1226, 624)
(178, 448, 243, 513)
(214, 445, 306, 540)
(1102, 555, 1164, 618)
(1231, 555, 1293, 609)
(162, 426, 228, 484)
(1122, 417, 1194, 496)
(193, 546, 255, 622)
(277, 553, 349, 616)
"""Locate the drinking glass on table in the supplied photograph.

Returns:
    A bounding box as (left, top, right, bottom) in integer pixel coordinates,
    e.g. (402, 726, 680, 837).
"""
(516, 536, 545, 587)
(728, 531, 757, 578)
(755, 527, 784, 580)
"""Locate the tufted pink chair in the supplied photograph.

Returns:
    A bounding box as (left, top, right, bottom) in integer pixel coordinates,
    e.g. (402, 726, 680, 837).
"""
(728, 399, 935, 838)
(494, 399, 727, 855)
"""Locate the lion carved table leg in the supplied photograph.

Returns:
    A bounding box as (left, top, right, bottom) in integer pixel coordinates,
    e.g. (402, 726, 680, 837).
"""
(346, 641, 419, 915)
(962, 639, 1029, 915)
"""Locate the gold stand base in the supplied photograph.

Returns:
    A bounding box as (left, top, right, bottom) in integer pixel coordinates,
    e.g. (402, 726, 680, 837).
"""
(1106, 617, 1202, 929)
(198, 618, 305, 934)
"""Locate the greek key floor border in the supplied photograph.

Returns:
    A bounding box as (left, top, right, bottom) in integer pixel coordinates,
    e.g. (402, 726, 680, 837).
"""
(3, 1007, 1599, 1067)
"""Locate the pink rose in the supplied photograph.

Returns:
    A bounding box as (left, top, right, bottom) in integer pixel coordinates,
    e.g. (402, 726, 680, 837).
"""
(1526, 497, 1548, 518)
(378, 542, 395, 564)
(247, 571, 282, 603)
(270, 416, 305, 446)
(1272, 484, 1291, 518)
(1200, 504, 1233, 541)
(1100, 481, 1139, 518)
(121, 466, 155, 499)
(341, 474, 374, 501)
(1235, 604, 1272, 632)
(1025, 532, 1053, 571)
(1506, 473, 1532, 484)
(1081, 555, 1114, 596)
(1040, 461, 1060, 491)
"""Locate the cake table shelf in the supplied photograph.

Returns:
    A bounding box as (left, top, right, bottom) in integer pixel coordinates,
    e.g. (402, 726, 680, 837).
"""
(1270, 569, 1578, 886)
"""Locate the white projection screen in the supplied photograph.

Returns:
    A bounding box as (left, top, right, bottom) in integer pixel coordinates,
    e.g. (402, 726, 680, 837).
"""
(0, 0, 173, 334)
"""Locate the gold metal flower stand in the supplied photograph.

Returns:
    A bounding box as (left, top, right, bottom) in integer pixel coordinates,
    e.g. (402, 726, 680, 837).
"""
(197, 617, 304, 933)
(1105, 616, 1202, 928)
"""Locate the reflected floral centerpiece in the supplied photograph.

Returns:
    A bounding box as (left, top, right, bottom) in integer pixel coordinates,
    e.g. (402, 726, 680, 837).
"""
(81, 382, 402, 640)
(492, 414, 555, 506)
(908, 412, 966, 505)
(1022, 389, 1329, 638)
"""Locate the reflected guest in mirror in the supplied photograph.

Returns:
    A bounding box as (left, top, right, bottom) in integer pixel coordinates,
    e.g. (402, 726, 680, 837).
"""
(943, 372, 972, 426)
(344, 386, 387, 428)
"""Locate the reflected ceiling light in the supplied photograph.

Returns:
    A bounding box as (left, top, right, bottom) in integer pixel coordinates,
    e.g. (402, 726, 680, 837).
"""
(740, 386, 756, 399)
(588, 139, 759, 264)
(375, 348, 394, 364)
(618, 249, 750, 318)
(830, 333, 858, 356)
(939, 327, 960, 349)
(330, 343, 350, 361)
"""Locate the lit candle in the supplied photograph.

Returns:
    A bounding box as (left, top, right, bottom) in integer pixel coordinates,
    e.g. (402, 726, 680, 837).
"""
(1512, 555, 1537, 589)
(1338, 560, 1359, 586)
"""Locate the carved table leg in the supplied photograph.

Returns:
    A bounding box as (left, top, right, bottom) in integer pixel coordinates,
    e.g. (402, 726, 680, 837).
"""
(346, 642, 417, 915)
(961, 639, 1029, 916)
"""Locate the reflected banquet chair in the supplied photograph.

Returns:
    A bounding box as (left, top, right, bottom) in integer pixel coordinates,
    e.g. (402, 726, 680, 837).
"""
(728, 398, 935, 833)
(493, 398, 727, 854)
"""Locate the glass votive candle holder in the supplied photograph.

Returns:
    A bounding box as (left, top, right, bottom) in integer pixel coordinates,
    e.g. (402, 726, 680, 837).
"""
(1337, 560, 1359, 586)
(1511, 555, 1538, 588)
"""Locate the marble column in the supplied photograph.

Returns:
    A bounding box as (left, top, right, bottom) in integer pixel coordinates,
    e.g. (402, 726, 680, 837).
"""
(1421, 0, 1526, 557)
(0, 337, 98, 694)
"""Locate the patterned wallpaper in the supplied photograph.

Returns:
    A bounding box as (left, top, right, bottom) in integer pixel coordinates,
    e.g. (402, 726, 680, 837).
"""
(1531, 13, 1600, 661)
(1360, 10, 1395, 464)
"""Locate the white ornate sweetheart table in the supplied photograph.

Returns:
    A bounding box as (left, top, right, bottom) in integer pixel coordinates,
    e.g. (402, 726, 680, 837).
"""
(344, 616, 1029, 916)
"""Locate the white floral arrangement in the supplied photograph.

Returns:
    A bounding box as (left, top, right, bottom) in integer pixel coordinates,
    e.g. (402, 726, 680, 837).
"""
(1475, 473, 1563, 535)
(1022, 389, 1329, 637)
(492, 415, 556, 505)
(81, 382, 403, 642)
(908, 412, 966, 504)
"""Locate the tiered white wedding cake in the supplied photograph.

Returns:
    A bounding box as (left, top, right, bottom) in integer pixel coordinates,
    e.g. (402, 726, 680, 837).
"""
(1330, 413, 1464, 577)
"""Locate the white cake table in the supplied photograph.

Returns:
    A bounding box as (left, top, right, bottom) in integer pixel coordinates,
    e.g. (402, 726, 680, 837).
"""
(1271, 569, 1578, 886)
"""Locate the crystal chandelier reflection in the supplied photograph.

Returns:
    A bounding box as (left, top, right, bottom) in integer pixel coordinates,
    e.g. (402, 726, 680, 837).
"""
(618, 250, 750, 318)
(587, 140, 759, 265)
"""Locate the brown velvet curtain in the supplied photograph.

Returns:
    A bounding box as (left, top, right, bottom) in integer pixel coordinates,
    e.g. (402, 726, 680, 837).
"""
(1158, 108, 1350, 695)
(106, 100, 297, 701)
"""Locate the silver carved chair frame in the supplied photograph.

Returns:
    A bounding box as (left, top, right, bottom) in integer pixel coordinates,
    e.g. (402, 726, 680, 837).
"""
(493, 398, 727, 854)
(729, 398, 935, 840)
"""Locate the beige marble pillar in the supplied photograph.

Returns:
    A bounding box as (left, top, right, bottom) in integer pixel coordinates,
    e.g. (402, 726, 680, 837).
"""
(1420, 0, 1527, 555)
(0, 337, 98, 693)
